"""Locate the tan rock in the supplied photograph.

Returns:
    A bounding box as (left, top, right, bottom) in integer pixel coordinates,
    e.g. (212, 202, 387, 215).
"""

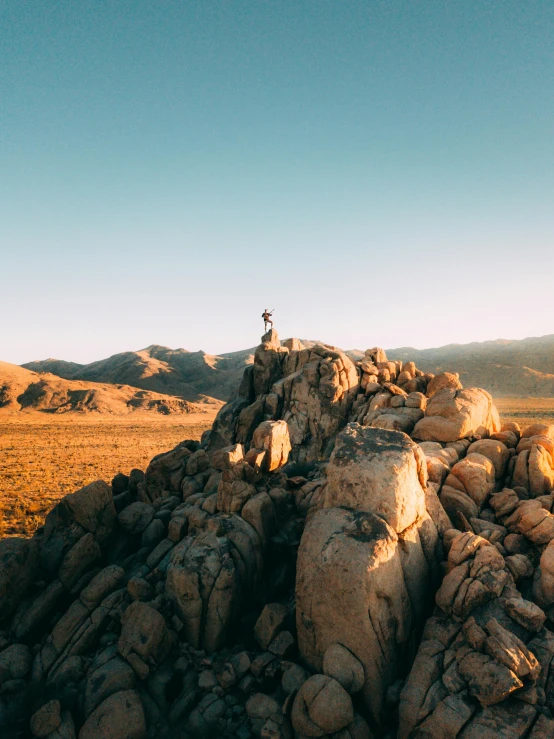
(241, 492, 276, 547)
(118, 602, 170, 672)
(490, 430, 520, 449)
(291, 674, 354, 736)
(528, 443, 554, 496)
(516, 434, 554, 459)
(117, 502, 155, 534)
(517, 507, 554, 545)
(296, 507, 412, 723)
(211, 443, 245, 471)
(324, 424, 427, 534)
(323, 643, 365, 694)
(252, 420, 292, 472)
(521, 423, 554, 440)
(58, 533, 101, 589)
(60, 480, 116, 543)
(449, 453, 495, 508)
(412, 388, 500, 443)
(279, 345, 359, 461)
(439, 486, 479, 526)
(489, 488, 519, 518)
(457, 651, 523, 706)
(484, 618, 540, 680)
(534, 539, 554, 606)
(467, 439, 510, 479)
(426, 372, 463, 399)
(84, 657, 136, 718)
(413, 693, 475, 737)
(80, 566, 125, 610)
(504, 598, 546, 632)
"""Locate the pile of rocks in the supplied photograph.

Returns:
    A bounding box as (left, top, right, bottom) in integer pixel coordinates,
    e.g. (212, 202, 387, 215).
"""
(2, 329, 554, 738)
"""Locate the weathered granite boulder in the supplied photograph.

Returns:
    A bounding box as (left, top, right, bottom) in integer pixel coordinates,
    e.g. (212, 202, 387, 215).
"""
(251, 420, 292, 472)
(412, 387, 500, 442)
(296, 507, 412, 723)
(324, 424, 427, 533)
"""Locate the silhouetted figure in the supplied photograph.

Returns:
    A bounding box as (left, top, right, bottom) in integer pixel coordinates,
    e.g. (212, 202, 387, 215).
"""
(262, 309, 274, 332)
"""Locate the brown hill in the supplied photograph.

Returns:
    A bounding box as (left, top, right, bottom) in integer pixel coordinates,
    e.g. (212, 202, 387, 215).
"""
(386, 334, 554, 396)
(23, 345, 255, 402)
(0, 361, 222, 416)
(22, 334, 554, 403)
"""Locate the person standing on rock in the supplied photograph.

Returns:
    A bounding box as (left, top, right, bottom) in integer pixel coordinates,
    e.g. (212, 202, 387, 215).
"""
(262, 309, 274, 331)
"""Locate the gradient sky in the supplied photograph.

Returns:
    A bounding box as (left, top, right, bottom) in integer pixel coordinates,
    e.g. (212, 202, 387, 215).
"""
(1, 1, 553, 364)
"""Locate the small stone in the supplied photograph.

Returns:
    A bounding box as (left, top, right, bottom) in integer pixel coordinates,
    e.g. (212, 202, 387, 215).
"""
(250, 652, 275, 678)
(246, 692, 280, 720)
(268, 630, 295, 658)
(214, 660, 237, 689)
(198, 670, 218, 690)
(230, 651, 251, 678)
(238, 674, 257, 694)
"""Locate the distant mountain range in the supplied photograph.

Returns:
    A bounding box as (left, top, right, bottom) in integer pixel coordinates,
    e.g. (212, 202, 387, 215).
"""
(4, 333, 554, 416)
(22, 345, 256, 403)
(385, 334, 554, 397)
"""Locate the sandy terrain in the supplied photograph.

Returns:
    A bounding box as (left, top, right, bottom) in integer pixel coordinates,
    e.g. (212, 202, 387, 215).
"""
(2, 397, 554, 539)
(0, 411, 217, 538)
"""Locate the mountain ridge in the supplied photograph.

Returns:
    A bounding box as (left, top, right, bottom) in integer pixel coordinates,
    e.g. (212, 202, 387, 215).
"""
(0, 360, 221, 416)
(19, 333, 554, 403)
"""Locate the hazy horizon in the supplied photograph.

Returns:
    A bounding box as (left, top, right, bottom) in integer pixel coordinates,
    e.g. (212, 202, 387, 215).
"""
(2, 1, 553, 365)
(7, 330, 554, 368)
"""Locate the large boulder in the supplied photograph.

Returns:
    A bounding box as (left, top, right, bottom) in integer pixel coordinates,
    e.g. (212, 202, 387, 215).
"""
(512, 444, 554, 496)
(251, 420, 292, 472)
(324, 424, 427, 533)
(165, 516, 262, 652)
(253, 328, 288, 396)
(118, 602, 171, 677)
(291, 674, 354, 736)
(412, 388, 500, 443)
(40, 480, 116, 576)
(426, 372, 463, 398)
(296, 507, 412, 724)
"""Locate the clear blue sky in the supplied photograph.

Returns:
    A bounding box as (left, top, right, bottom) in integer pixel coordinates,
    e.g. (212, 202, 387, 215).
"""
(1, 1, 553, 364)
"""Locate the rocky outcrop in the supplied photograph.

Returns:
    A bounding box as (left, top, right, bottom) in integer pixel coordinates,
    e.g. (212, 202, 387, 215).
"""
(7, 333, 554, 739)
(209, 329, 360, 462)
(413, 387, 501, 442)
(297, 425, 440, 724)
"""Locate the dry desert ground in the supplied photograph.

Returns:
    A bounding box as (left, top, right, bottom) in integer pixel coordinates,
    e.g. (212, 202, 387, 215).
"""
(0, 411, 218, 538)
(1, 397, 554, 538)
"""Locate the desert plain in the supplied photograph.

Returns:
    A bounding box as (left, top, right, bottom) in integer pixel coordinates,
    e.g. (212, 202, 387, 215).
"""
(0, 411, 218, 537)
(1, 397, 554, 538)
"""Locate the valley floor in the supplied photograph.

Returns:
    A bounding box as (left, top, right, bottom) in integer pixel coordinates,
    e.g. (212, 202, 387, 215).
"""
(0, 411, 218, 538)
(2, 397, 554, 539)
(494, 396, 554, 426)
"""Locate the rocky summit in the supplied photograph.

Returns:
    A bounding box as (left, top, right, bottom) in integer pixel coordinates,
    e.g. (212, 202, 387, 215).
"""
(3, 329, 554, 739)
